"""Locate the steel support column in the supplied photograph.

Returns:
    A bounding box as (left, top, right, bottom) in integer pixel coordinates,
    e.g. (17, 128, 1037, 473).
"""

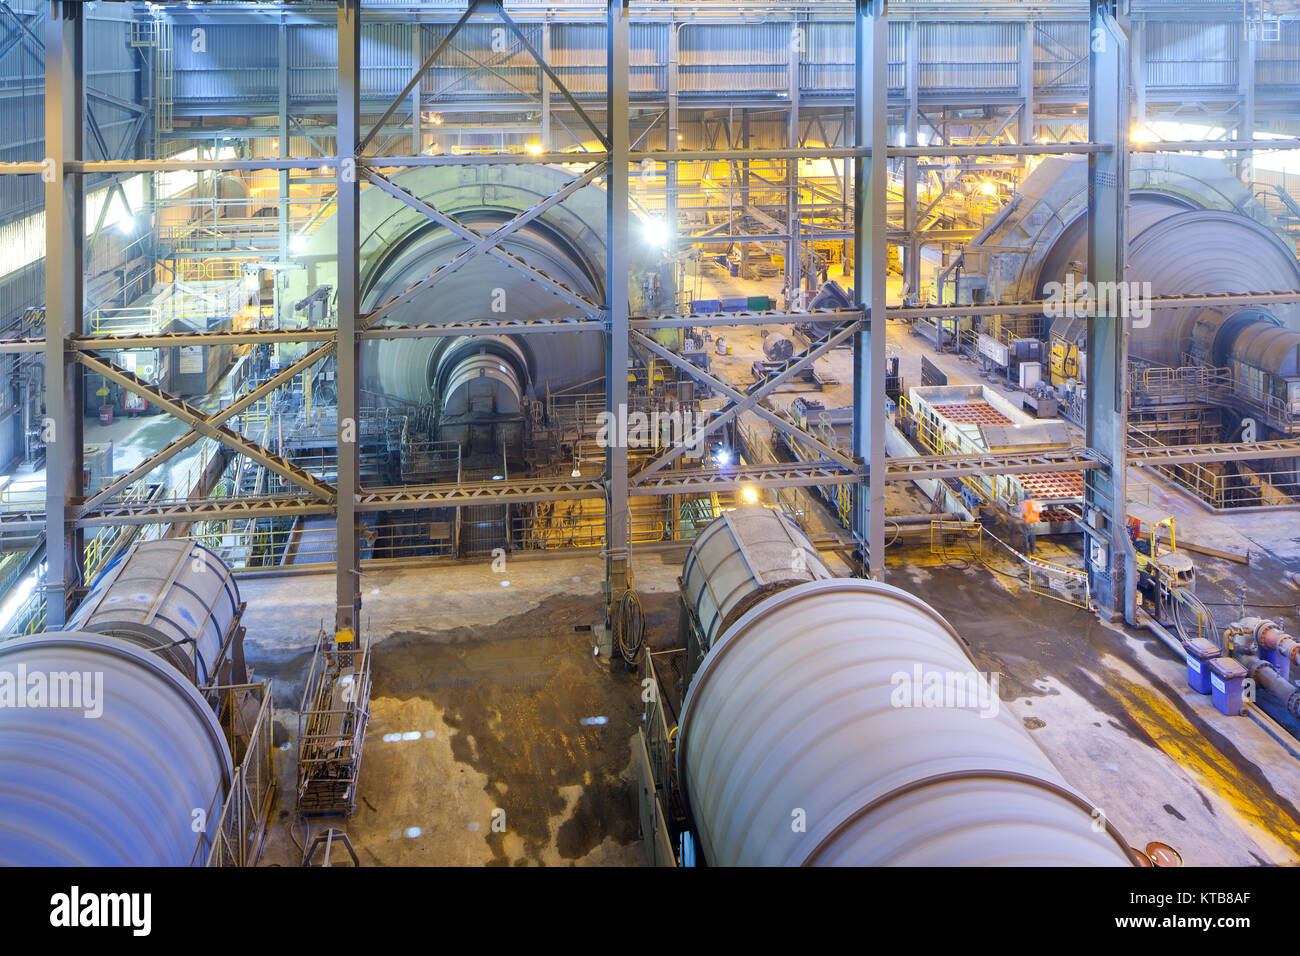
(1020, 20, 1035, 155)
(787, 19, 802, 305)
(43, 0, 84, 625)
(336, 0, 362, 633)
(412, 22, 423, 155)
(904, 20, 920, 297)
(605, 0, 631, 607)
(1238, 29, 1256, 188)
(1085, 0, 1136, 624)
(277, 15, 289, 291)
(853, 0, 888, 578)
(666, 21, 679, 267)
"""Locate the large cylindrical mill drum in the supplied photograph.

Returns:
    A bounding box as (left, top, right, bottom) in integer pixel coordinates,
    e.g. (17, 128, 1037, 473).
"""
(67, 540, 243, 687)
(678, 512, 1135, 866)
(680, 505, 832, 652)
(0, 631, 232, 866)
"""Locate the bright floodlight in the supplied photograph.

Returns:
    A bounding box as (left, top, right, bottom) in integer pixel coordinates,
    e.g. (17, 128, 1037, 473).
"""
(643, 218, 669, 247)
(290, 235, 309, 255)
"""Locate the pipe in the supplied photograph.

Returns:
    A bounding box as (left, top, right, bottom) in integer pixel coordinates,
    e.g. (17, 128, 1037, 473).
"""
(0, 631, 231, 865)
(1253, 620, 1300, 666)
(1241, 655, 1300, 719)
(677, 509, 1136, 866)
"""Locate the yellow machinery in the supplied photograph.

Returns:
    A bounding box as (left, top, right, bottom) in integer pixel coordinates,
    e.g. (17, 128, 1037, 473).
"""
(1131, 516, 1197, 623)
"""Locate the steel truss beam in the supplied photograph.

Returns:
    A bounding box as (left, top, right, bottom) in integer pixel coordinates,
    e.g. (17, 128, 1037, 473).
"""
(631, 461, 861, 495)
(77, 351, 337, 501)
(81, 496, 334, 528)
(630, 321, 862, 477)
(357, 477, 604, 509)
(361, 318, 605, 338)
(1128, 439, 1300, 467)
(360, 165, 602, 317)
(886, 449, 1100, 482)
(2, 439, 1292, 534)
(69, 329, 337, 348)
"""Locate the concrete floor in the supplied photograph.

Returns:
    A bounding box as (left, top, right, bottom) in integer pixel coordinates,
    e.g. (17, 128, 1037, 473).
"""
(892, 550, 1300, 866)
(246, 551, 683, 866)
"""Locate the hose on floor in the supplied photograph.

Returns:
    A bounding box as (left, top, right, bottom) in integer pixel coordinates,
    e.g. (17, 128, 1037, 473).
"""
(615, 588, 646, 668)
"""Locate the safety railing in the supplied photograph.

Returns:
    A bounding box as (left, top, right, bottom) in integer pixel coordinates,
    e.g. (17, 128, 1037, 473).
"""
(934, 519, 1091, 610)
(297, 630, 371, 817)
(204, 681, 276, 867)
(1129, 423, 1300, 510)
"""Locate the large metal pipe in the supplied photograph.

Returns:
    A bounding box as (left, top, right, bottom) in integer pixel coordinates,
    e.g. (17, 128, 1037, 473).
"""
(0, 631, 231, 865)
(67, 539, 244, 688)
(1241, 655, 1300, 719)
(678, 508, 1135, 866)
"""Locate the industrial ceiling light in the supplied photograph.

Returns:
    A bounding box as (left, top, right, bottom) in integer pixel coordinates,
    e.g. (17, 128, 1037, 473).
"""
(290, 235, 309, 255)
(741, 485, 759, 504)
(526, 142, 544, 155)
(643, 218, 670, 247)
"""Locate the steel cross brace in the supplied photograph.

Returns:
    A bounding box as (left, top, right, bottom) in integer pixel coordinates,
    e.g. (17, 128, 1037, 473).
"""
(359, 166, 602, 318)
(362, 160, 606, 327)
(79, 342, 337, 514)
(495, 1, 610, 150)
(629, 320, 863, 478)
(77, 350, 337, 502)
(357, 0, 485, 155)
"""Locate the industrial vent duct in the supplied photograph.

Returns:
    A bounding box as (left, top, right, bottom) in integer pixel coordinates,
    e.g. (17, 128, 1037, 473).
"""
(677, 513, 1135, 866)
(0, 632, 232, 866)
(67, 539, 244, 688)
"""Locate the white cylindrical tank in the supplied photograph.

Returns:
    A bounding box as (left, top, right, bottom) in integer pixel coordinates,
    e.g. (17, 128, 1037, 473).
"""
(0, 631, 232, 866)
(678, 570, 1135, 866)
(680, 505, 833, 652)
(67, 540, 243, 687)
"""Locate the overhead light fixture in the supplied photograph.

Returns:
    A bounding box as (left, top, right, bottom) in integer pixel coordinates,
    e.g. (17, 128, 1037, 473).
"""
(741, 485, 759, 504)
(643, 218, 669, 247)
(526, 141, 543, 155)
(290, 235, 309, 254)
